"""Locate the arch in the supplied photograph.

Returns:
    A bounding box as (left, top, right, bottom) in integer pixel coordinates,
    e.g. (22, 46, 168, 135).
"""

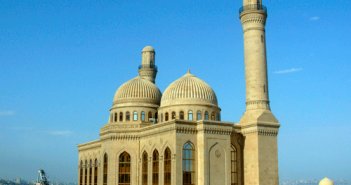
(103, 154, 108, 185)
(148, 111, 153, 121)
(204, 111, 209, 120)
(94, 159, 98, 185)
(141, 111, 145, 121)
(171, 111, 176, 120)
(152, 150, 159, 185)
(79, 160, 83, 185)
(196, 111, 202, 121)
(114, 113, 118, 122)
(142, 151, 148, 185)
(155, 112, 158, 123)
(179, 111, 184, 120)
(183, 142, 195, 185)
(118, 152, 131, 185)
(133, 111, 138, 121)
(84, 160, 88, 185)
(231, 145, 238, 185)
(164, 147, 172, 185)
(209, 143, 225, 185)
(188, 110, 193, 121)
(119, 112, 124, 122)
(165, 112, 169, 121)
(89, 159, 92, 185)
(211, 112, 215, 120)
(126, 111, 130, 122)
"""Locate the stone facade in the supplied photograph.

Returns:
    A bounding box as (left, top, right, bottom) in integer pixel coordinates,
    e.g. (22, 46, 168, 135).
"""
(78, 1, 279, 185)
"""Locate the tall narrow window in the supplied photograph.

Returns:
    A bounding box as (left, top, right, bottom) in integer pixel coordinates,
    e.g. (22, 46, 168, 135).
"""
(79, 161, 83, 185)
(85, 160, 88, 185)
(89, 160, 92, 185)
(164, 148, 172, 185)
(216, 113, 221, 121)
(161, 113, 163, 122)
(126, 112, 130, 122)
(183, 142, 195, 185)
(196, 111, 202, 120)
(148, 111, 153, 121)
(204, 111, 209, 120)
(103, 154, 108, 185)
(211, 112, 215, 120)
(94, 159, 98, 185)
(141, 111, 145, 121)
(188, 111, 193, 121)
(231, 145, 238, 185)
(133, 111, 138, 121)
(179, 111, 184, 120)
(119, 152, 131, 185)
(165, 112, 169, 121)
(155, 113, 158, 123)
(142, 152, 148, 185)
(114, 113, 118, 122)
(171, 112, 176, 120)
(152, 150, 159, 185)
(119, 112, 123, 122)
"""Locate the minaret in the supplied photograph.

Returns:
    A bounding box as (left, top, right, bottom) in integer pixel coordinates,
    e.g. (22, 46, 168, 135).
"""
(138, 46, 157, 83)
(239, 1, 280, 185)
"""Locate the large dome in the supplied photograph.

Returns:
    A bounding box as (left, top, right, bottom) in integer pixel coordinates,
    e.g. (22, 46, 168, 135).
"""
(113, 76, 161, 106)
(319, 177, 334, 185)
(160, 71, 218, 108)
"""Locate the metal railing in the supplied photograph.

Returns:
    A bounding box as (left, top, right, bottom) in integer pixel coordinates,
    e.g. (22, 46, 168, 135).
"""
(239, 4, 267, 14)
(138, 64, 158, 70)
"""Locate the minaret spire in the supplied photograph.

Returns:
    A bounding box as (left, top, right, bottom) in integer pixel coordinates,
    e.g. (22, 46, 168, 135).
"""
(239, 1, 280, 185)
(138, 46, 157, 83)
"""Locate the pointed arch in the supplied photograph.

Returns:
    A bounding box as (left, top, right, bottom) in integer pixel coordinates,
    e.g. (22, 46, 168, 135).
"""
(103, 153, 108, 185)
(84, 160, 88, 185)
(183, 142, 195, 185)
(164, 147, 172, 185)
(89, 159, 92, 185)
(152, 150, 159, 185)
(94, 159, 98, 185)
(79, 160, 83, 185)
(142, 151, 148, 185)
(231, 145, 238, 185)
(118, 152, 131, 185)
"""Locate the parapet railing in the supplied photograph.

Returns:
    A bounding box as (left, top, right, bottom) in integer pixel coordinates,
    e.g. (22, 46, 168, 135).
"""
(239, 4, 267, 14)
(138, 64, 158, 70)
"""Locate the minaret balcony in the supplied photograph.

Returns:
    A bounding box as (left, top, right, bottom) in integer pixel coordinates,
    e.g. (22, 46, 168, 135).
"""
(239, 4, 267, 15)
(138, 64, 158, 70)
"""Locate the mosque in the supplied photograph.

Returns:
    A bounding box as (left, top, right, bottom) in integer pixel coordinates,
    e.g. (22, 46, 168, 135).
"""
(78, 1, 280, 185)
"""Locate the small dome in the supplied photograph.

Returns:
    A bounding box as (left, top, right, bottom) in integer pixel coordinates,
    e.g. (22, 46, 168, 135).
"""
(113, 76, 161, 106)
(160, 71, 218, 108)
(142, 46, 155, 52)
(319, 177, 334, 185)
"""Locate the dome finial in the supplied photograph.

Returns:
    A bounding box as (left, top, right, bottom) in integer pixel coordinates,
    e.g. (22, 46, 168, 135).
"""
(187, 69, 191, 74)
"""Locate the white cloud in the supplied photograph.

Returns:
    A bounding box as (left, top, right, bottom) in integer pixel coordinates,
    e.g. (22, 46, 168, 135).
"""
(0, 110, 15, 116)
(48, 130, 73, 136)
(274, 68, 303, 74)
(309, 16, 320, 21)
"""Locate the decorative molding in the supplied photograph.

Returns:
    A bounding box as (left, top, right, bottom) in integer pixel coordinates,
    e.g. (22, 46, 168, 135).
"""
(240, 14, 266, 25)
(241, 127, 278, 136)
(110, 134, 140, 140)
(176, 126, 197, 134)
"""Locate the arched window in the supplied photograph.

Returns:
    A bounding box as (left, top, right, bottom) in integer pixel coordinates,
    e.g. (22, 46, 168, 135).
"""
(155, 113, 158, 123)
(133, 111, 138, 121)
(165, 112, 169, 121)
(164, 148, 172, 185)
(231, 145, 238, 185)
(179, 111, 184, 120)
(171, 112, 176, 120)
(84, 160, 88, 185)
(183, 142, 195, 185)
(148, 111, 153, 121)
(79, 161, 83, 185)
(204, 111, 209, 120)
(119, 112, 123, 122)
(89, 160, 92, 185)
(211, 112, 215, 120)
(141, 111, 145, 121)
(188, 111, 193, 121)
(114, 113, 118, 122)
(196, 111, 202, 121)
(161, 113, 163, 122)
(142, 152, 148, 185)
(103, 154, 108, 185)
(152, 150, 159, 185)
(216, 113, 221, 121)
(119, 152, 131, 185)
(94, 159, 98, 185)
(126, 112, 130, 122)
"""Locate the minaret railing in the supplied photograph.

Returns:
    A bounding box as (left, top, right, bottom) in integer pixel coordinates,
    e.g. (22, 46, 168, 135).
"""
(239, 4, 267, 15)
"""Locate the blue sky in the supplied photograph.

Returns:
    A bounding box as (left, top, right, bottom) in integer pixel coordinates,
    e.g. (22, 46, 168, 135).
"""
(1, 0, 350, 183)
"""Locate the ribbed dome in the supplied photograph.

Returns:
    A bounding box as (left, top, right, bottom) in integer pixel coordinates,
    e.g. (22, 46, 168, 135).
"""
(319, 177, 334, 185)
(160, 72, 218, 108)
(113, 76, 161, 106)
